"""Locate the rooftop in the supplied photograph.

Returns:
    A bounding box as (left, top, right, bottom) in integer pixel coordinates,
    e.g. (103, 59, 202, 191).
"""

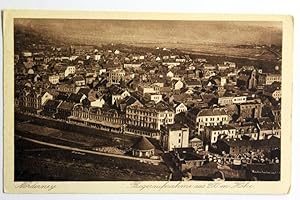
(132, 136, 155, 151)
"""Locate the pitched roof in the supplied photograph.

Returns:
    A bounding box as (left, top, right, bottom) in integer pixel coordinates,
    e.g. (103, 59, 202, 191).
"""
(185, 79, 201, 86)
(73, 75, 85, 82)
(58, 101, 75, 111)
(67, 93, 85, 103)
(44, 100, 61, 109)
(132, 136, 155, 151)
(77, 88, 91, 96)
(197, 108, 227, 116)
(109, 85, 127, 95)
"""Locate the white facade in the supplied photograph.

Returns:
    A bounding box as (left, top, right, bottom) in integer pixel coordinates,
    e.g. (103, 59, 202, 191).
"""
(166, 71, 174, 78)
(139, 85, 157, 94)
(158, 110, 175, 127)
(41, 92, 53, 106)
(272, 90, 281, 101)
(172, 80, 184, 90)
(196, 114, 229, 135)
(221, 77, 227, 86)
(108, 69, 125, 85)
(124, 63, 142, 69)
(164, 125, 189, 151)
(232, 96, 247, 104)
(112, 90, 130, 105)
(150, 94, 162, 103)
(99, 68, 107, 75)
(175, 58, 186, 63)
(90, 98, 105, 108)
(75, 79, 86, 86)
(94, 54, 101, 61)
(174, 103, 187, 114)
(218, 96, 247, 106)
(64, 66, 76, 77)
(205, 126, 238, 144)
(22, 51, 32, 57)
(48, 75, 60, 84)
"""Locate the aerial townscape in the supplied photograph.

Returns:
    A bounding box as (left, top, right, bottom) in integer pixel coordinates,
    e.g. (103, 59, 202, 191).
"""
(14, 20, 282, 181)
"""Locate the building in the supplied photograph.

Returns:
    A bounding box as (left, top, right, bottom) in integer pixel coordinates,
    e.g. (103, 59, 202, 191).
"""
(257, 121, 281, 140)
(41, 99, 61, 117)
(174, 102, 188, 114)
(232, 121, 259, 140)
(132, 136, 155, 158)
(56, 83, 77, 93)
(185, 79, 202, 89)
(110, 85, 131, 105)
(259, 73, 281, 85)
(55, 101, 75, 120)
(173, 147, 205, 171)
(138, 84, 157, 94)
(263, 84, 281, 101)
(223, 61, 236, 68)
(108, 68, 125, 85)
(90, 96, 105, 108)
(189, 137, 203, 151)
(70, 105, 124, 133)
(145, 93, 162, 104)
(125, 103, 161, 139)
(237, 100, 262, 119)
(171, 79, 184, 90)
(218, 95, 247, 106)
(237, 69, 257, 90)
(166, 71, 174, 78)
(186, 107, 229, 136)
(162, 124, 189, 151)
(156, 103, 175, 126)
(59, 65, 76, 79)
(216, 138, 252, 155)
(20, 90, 53, 113)
(123, 63, 142, 69)
(204, 125, 239, 145)
(48, 74, 60, 84)
(67, 93, 87, 104)
(73, 75, 86, 86)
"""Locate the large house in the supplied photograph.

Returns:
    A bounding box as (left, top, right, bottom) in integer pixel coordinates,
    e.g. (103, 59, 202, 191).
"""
(162, 124, 189, 151)
(20, 90, 53, 113)
(237, 100, 262, 119)
(108, 68, 125, 86)
(186, 107, 230, 136)
(204, 124, 239, 145)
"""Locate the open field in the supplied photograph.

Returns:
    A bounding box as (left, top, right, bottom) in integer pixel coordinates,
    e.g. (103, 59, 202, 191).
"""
(15, 137, 170, 181)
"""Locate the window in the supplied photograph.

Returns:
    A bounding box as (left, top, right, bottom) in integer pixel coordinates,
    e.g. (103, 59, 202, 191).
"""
(178, 139, 181, 143)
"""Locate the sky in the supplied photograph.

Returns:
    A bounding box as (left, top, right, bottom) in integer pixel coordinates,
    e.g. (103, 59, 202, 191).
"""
(14, 19, 282, 46)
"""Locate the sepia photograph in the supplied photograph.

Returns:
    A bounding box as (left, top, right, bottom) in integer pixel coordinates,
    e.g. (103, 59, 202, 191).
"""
(3, 11, 293, 194)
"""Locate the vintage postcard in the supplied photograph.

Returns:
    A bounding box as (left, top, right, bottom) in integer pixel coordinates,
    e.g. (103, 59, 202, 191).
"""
(3, 10, 293, 194)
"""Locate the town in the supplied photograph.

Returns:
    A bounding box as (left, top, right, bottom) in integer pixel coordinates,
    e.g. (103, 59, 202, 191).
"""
(14, 26, 282, 181)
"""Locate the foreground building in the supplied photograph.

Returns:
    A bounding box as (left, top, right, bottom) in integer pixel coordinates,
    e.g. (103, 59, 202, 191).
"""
(161, 124, 189, 151)
(186, 107, 229, 136)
